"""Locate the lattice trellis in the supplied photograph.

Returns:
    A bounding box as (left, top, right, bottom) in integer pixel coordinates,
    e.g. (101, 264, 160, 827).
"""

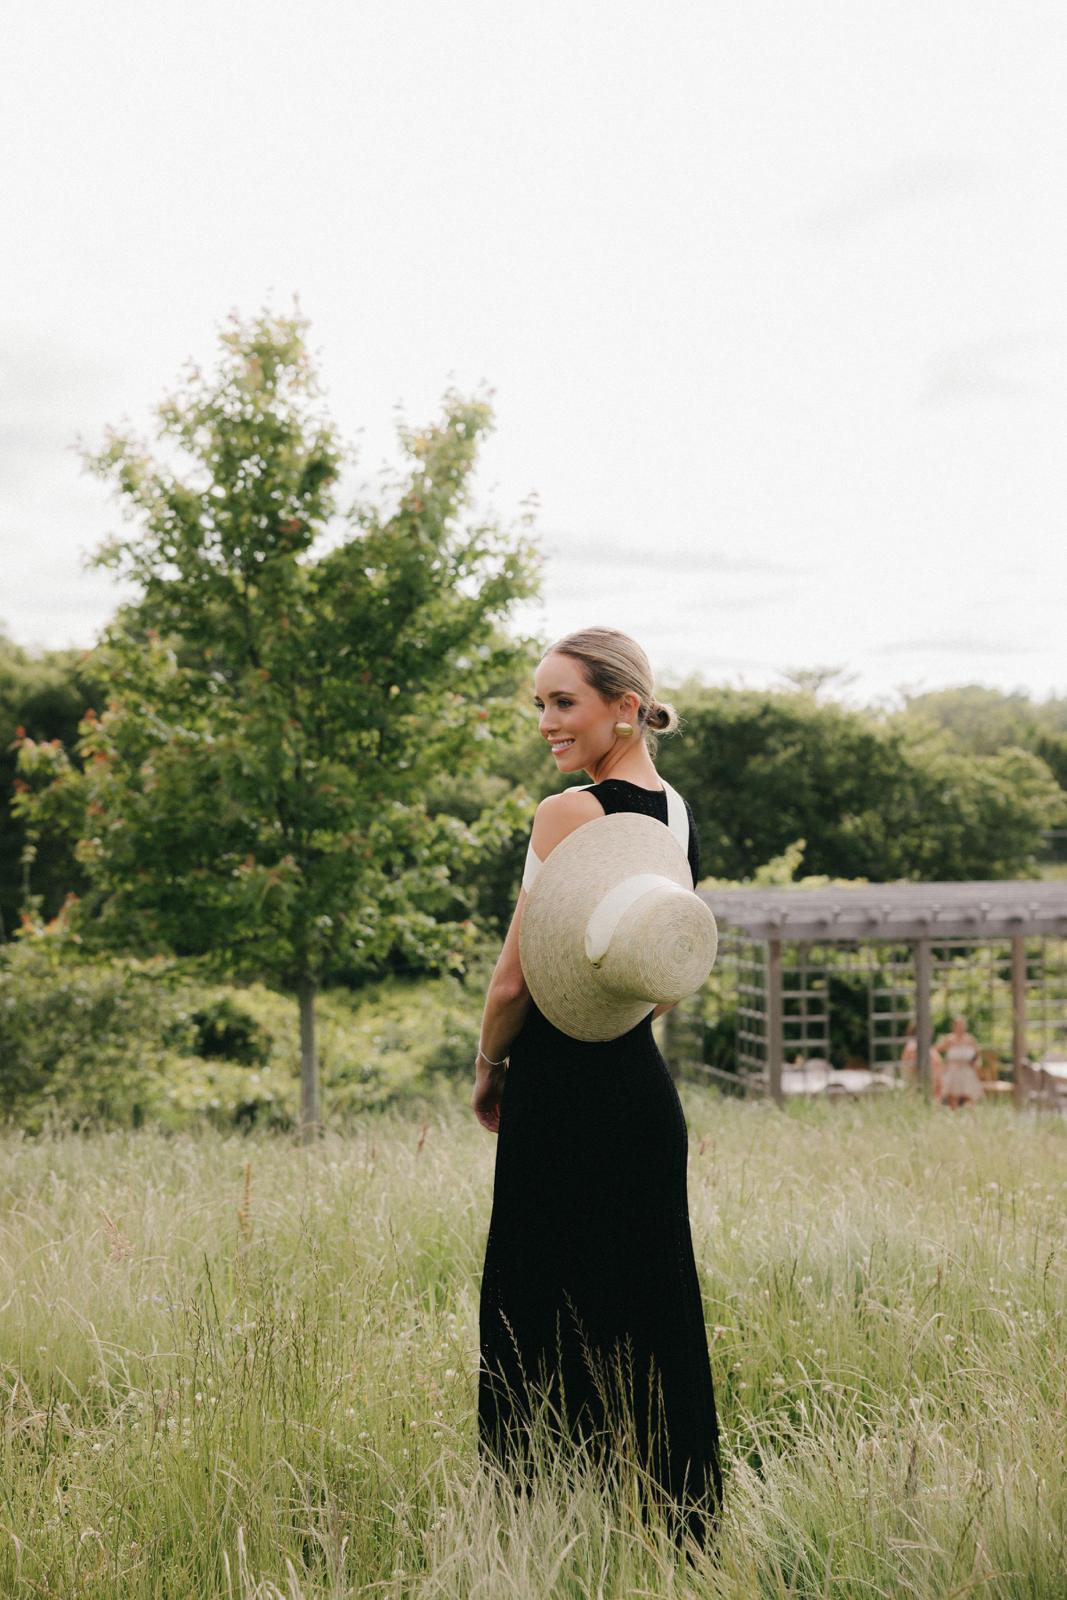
(728, 936, 766, 1077)
(713, 932, 1067, 1088)
(1027, 937, 1067, 1060)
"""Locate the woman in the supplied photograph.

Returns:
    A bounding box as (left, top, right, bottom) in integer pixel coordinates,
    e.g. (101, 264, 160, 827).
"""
(935, 1015, 984, 1109)
(900, 1023, 945, 1101)
(471, 627, 723, 1550)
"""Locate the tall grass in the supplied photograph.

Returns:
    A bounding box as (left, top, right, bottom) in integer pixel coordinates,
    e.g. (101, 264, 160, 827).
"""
(0, 1091, 1064, 1596)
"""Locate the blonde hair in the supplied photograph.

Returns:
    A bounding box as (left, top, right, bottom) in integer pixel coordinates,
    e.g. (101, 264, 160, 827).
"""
(545, 626, 681, 757)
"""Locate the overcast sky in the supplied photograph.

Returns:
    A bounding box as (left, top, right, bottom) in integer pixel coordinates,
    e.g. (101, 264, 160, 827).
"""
(3, 0, 1065, 707)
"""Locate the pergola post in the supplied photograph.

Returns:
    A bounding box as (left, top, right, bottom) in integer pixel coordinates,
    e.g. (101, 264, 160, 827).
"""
(767, 937, 784, 1107)
(915, 936, 932, 1102)
(1011, 934, 1027, 1110)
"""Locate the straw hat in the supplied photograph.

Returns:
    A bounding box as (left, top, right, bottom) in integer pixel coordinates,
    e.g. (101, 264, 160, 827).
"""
(519, 812, 718, 1043)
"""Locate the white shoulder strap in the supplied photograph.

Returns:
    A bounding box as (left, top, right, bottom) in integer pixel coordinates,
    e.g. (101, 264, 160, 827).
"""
(522, 840, 541, 892)
(660, 779, 690, 857)
(524, 783, 685, 893)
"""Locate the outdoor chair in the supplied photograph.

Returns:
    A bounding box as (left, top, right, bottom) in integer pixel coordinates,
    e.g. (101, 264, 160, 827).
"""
(781, 1059, 832, 1097)
(977, 1048, 1002, 1083)
(1018, 1058, 1067, 1111)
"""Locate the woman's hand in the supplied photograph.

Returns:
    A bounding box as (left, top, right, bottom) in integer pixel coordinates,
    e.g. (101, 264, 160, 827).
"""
(471, 1060, 507, 1133)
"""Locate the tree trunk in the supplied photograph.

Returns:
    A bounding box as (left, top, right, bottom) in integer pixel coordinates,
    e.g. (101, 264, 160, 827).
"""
(297, 974, 321, 1141)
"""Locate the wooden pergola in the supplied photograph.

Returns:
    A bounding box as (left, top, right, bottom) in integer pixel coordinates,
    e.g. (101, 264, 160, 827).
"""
(698, 881, 1067, 1107)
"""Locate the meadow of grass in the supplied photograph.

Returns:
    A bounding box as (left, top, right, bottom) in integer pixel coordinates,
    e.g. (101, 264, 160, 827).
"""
(0, 1089, 1064, 1598)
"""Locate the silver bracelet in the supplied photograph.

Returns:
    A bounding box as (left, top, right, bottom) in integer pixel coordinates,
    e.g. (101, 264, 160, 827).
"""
(478, 1048, 508, 1069)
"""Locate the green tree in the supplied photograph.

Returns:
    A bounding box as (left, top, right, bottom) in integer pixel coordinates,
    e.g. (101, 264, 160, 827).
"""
(899, 685, 1048, 757)
(14, 306, 541, 1135)
(0, 632, 102, 939)
(778, 663, 858, 699)
(658, 687, 1062, 882)
(1033, 730, 1067, 795)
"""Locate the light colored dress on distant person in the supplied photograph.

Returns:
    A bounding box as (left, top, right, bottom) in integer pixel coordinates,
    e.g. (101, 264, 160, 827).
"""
(940, 1042, 983, 1102)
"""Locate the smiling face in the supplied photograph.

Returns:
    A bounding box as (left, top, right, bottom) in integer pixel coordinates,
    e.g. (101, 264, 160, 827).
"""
(533, 650, 635, 774)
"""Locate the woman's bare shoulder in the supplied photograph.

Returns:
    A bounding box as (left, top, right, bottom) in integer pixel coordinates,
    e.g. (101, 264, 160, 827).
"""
(537, 786, 604, 817)
(530, 787, 605, 857)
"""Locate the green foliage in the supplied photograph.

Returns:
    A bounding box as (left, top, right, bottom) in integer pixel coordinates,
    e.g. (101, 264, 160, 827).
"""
(751, 839, 810, 887)
(900, 683, 1067, 755)
(0, 629, 102, 939)
(185, 995, 269, 1065)
(1034, 729, 1067, 796)
(701, 1011, 741, 1080)
(660, 686, 1063, 882)
(0, 942, 193, 1128)
(899, 687, 1067, 860)
(0, 945, 490, 1133)
(0, 945, 295, 1134)
(822, 970, 871, 1067)
(13, 306, 542, 997)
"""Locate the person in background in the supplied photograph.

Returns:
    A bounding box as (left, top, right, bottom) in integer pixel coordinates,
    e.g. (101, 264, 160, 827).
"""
(900, 1023, 944, 1100)
(935, 1015, 984, 1109)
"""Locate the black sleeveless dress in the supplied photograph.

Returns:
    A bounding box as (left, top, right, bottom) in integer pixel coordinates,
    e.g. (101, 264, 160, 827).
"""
(478, 778, 723, 1546)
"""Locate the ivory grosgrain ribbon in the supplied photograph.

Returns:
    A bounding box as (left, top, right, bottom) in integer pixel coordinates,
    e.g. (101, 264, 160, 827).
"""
(584, 873, 692, 965)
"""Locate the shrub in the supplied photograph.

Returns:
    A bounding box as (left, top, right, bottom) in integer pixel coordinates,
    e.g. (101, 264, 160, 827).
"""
(186, 995, 270, 1066)
(425, 1018, 482, 1078)
(0, 948, 489, 1132)
(0, 943, 193, 1129)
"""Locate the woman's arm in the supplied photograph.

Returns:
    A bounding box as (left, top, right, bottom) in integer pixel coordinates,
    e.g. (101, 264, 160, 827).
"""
(477, 889, 532, 1066)
(471, 895, 529, 1134)
(471, 789, 604, 1131)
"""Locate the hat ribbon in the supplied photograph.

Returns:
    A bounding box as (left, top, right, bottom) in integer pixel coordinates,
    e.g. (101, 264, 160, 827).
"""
(584, 872, 692, 966)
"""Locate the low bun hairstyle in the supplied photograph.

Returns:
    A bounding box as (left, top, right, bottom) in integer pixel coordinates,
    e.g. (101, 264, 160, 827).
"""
(645, 700, 679, 735)
(545, 626, 682, 758)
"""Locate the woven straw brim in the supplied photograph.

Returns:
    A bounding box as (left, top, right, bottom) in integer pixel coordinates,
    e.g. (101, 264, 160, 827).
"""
(519, 812, 718, 1043)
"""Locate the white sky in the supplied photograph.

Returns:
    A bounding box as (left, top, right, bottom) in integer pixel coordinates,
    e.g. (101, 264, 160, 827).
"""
(2, 0, 1066, 708)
